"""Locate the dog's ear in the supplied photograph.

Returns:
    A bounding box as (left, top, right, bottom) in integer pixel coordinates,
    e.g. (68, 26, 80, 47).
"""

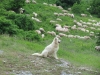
(54, 37, 57, 41)
(54, 37, 57, 43)
(55, 37, 61, 43)
(56, 37, 60, 43)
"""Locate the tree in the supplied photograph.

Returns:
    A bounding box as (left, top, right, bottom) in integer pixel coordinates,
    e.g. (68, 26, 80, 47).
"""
(56, 0, 81, 9)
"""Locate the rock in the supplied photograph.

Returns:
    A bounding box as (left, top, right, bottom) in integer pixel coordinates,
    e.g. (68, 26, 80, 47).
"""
(3, 60, 7, 64)
(56, 59, 70, 68)
(75, 72, 81, 75)
(13, 71, 32, 75)
(0, 50, 4, 54)
(61, 71, 73, 75)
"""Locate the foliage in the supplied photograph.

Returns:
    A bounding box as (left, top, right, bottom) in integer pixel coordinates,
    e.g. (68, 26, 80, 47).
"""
(6, 11, 16, 19)
(0, 0, 9, 9)
(0, 9, 39, 40)
(72, 3, 89, 14)
(24, 31, 42, 41)
(14, 14, 35, 31)
(56, 0, 81, 9)
(35, 0, 57, 4)
(5, 11, 36, 31)
(0, 9, 8, 16)
(4, 0, 25, 13)
(89, 0, 100, 17)
(0, 17, 18, 35)
(96, 32, 100, 46)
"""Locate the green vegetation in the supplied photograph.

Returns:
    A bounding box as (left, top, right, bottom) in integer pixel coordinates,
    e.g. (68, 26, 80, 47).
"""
(96, 33, 100, 46)
(0, 0, 100, 75)
(89, 0, 100, 17)
(56, 0, 80, 9)
(72, 3, 89, 14)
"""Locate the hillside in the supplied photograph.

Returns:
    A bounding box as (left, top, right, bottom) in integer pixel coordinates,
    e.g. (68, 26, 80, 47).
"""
(0, 0, 100, 75)
(0, 35, 99, 75)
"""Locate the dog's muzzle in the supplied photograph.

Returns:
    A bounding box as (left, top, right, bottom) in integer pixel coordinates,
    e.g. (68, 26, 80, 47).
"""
(58, 40, 61, 43)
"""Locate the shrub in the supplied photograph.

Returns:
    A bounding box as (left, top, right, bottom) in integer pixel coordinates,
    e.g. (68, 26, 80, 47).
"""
(7, 0, 25, 13)
(0, 9, 7, 16)
(14, 14, 35, 31)
(16, 29, 42, 41)
(96, 32, 100, 46)
(56, 0, 80, 9)
(0, 17, 18, 35)
(72, 3, 89, 14)
(7, 11, 35, 31)
(89, 0, 100, 17)
(24, 31, 42, 41)
(0, 0, 10, 10)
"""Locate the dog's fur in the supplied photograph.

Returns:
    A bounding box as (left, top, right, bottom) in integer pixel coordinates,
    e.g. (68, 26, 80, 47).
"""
(32, 36, 61, 59)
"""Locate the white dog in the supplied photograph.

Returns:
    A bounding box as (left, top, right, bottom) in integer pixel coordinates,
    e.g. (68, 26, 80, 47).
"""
(32, 36, 61, 59)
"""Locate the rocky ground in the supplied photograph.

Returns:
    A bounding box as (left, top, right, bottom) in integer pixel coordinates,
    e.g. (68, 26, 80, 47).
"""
(13, 56, 99, 75)
(0, 50, 99, 75)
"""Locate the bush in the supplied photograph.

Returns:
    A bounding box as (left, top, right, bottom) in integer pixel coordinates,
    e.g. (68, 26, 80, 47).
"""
(0, 17, 18, 35)
(0, 0, 10, 10)
(24, 31, 41, 41)
(89, 0, 100, 17)
(14, 14, 35, 31)
(2, 11, 39, 41)
(6, 0, 25, 13)
(96, 32, 100, 46)
(6, 11, 36, 31)
(56, 0, 80, 9)
(0, 9, 7, 16)
(8, 11, 16, 17)
(17, 30, 41, 41)
(72, 3, 89, 14)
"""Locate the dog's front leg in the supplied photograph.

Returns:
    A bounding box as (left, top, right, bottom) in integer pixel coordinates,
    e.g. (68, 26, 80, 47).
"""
(53, 52, 58, 59)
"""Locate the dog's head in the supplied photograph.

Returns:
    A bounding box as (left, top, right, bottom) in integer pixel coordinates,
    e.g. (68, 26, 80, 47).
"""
(54, 36, 61, 44)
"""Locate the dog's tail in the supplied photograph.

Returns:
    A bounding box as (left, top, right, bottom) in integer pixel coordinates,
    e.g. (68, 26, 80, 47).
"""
(32, 53, 42, 56)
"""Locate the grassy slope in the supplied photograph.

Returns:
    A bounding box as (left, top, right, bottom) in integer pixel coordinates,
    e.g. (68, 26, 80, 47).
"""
(0, 35, 100, 75)
(59, 37, 100, 69)
(0, 0, 100, 75)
